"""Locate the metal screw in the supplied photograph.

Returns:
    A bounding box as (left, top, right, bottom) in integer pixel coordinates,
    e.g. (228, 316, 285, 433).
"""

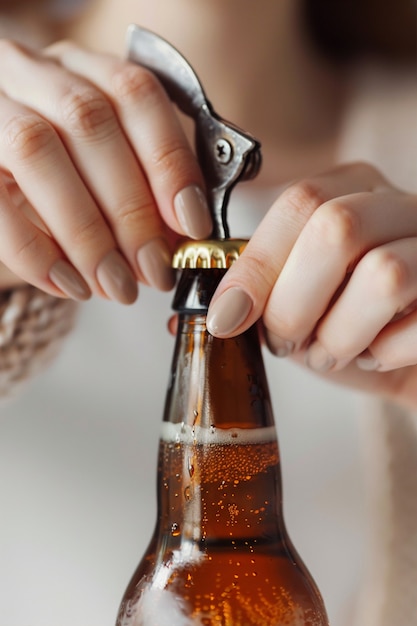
(216, 139, 233, 164)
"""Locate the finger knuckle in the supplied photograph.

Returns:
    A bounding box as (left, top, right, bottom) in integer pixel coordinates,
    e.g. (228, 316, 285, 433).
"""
(116, 197, 155, 231)
(268, 309, 305, 339)
(362, 249, 410, 299)
(14, 231, 42, 262)
(233, 250, 277, 309)
(60, 85, 114, 138)
(111, 64, 163, 106)
(45, 38, 76, 56)
(0, 38, 27, 61)
(240, 251, 272, 285)
(280, 180, 327, 220)
(312, 200, 360, 250)
(226, 248, 269, 292)
(151, 142, 190, 179)
(345, 160, 380, 180)
(70, 213, 104, 247)
(3, 114, 57, 161)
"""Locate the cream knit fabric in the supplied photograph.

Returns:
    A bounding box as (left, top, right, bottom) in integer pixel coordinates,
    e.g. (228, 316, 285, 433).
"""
(0, 287, 78, 397)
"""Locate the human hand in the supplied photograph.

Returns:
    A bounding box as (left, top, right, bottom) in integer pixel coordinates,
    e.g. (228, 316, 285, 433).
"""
(0, 40, 212, 302)
(206, 162, 417, 409)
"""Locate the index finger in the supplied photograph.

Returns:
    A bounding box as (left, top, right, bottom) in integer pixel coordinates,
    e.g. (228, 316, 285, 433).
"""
(206, 163, 388, 337)
(45, 41, 213, 240)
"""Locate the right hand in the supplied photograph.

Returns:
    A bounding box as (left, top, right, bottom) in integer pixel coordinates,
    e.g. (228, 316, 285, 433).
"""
(0, 39, 212, 302)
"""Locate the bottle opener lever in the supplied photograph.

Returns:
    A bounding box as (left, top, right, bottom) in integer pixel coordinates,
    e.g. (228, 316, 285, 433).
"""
(126, 24, 262, 240)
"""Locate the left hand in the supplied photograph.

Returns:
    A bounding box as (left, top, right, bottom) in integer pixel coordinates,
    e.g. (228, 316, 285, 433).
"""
(206, 162, 417, 409)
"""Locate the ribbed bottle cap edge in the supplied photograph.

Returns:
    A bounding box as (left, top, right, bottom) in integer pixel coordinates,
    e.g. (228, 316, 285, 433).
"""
(172, 239, 248, 269)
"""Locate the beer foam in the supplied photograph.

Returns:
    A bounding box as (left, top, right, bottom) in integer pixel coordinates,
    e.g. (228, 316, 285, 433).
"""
(161, 422, 277, 445)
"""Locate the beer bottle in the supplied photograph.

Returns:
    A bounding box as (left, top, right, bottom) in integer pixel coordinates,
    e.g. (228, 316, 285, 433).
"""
(116, 239, 329, 626)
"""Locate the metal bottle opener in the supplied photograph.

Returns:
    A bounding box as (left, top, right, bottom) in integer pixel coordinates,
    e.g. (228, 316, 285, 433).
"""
(126, 24, 262, 240)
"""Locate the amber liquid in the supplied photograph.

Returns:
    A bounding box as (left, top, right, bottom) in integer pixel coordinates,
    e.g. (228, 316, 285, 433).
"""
(117, 425, 327, 626)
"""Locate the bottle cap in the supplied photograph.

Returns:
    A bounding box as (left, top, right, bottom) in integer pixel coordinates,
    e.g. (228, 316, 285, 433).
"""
(172, 239, 248, 269)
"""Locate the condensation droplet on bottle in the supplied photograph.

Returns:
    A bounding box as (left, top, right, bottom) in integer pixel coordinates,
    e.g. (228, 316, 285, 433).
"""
(184, 485, 191, 501)
(188, 456, 195, 478)
(171, 522, 180, 536)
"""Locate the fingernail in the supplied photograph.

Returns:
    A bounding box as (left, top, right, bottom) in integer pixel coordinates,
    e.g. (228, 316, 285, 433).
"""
(265, 332, 294, 357)
(356, 349, 380, 371)
(96, 250, 138, 304)
(49, 259, 91, 301)
(137, 238, 175, 291)
(305, 341, 336, 372)
(206, 288, 253, 337)
(174, 185, 212, 239)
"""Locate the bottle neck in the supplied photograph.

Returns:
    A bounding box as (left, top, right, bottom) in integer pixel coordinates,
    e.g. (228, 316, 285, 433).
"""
(168, 268, 276, 431)
(155, 269, 285, 546)
(163, 313, 275, 431)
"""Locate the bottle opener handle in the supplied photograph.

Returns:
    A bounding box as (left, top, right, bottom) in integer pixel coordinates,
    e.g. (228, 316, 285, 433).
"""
(126, 24, 262, 240)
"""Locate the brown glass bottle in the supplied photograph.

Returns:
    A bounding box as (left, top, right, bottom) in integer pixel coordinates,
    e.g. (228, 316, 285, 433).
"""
(116, 261, 329, 626)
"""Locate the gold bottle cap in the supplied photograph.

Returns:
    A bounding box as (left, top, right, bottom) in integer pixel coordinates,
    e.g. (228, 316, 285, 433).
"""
(172, 239, 248, 269)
